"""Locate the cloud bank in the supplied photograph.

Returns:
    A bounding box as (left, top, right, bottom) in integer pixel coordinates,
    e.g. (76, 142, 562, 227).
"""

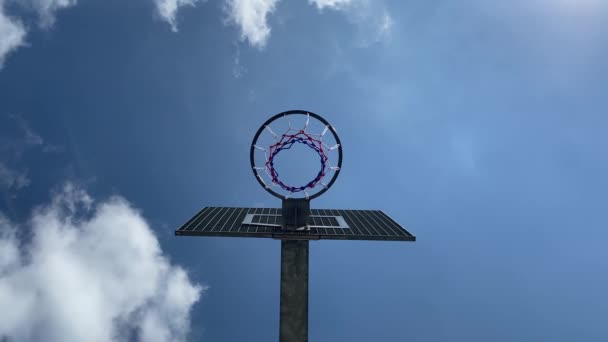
(1, 0, 393, 71)
(0, 184, 203, 342)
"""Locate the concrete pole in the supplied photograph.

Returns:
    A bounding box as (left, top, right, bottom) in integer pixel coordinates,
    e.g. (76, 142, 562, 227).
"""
(279, 240, 309, 342)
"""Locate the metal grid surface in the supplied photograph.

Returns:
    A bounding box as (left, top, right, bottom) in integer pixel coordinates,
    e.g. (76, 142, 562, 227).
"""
(175, 207, 415, 241)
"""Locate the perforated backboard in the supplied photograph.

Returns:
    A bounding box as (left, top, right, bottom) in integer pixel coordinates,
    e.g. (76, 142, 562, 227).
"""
(175, 207, 415, 241)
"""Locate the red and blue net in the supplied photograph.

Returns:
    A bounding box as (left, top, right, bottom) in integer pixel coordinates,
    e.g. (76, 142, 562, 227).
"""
(252, 112, 342, 199)
(266, 130, 329, 193)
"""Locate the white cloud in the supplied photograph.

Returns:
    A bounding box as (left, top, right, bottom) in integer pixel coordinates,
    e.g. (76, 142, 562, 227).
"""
(0, 184, 204, 342)
(0, 0, 26, 70)
(225, 0, 279, 48)
(308, 0, 352, 10)
(154, 0, 201, 32)
(0, 0, 79, 70)
(29, 0, 78, 28)
(309, 0, 394, 46)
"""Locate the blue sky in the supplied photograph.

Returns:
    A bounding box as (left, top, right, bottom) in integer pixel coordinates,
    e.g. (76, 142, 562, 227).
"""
(1, 0, 607, 341)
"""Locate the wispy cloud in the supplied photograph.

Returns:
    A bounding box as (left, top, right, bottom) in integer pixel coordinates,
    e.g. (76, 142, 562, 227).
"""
(0, 163, 29, 191)
(0, 184, 204, 342)
(8, 113, 44, 147)
(225, 0, 279, 49)
(0, 114, 61, 196)
(154, 0, 202, 32)
(355, 6, 394, 46)
(309, 0, 394, 46)
(378, 9, 393, 39)
(232, 43, 246, 78)
(308, 0, 353, 11)
(0, 0, 78, 70)
(0, 0, 26, 70)
(29, 0, 78, 28)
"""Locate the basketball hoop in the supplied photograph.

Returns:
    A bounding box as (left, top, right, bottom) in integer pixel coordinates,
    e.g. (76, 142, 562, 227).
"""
(250, 110, 343, 200)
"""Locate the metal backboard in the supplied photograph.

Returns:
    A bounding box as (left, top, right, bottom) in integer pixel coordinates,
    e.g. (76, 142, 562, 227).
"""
(176, 207, 415, 241)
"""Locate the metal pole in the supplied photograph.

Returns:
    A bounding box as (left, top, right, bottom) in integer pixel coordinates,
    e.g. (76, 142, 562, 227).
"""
(280, 240, 309, 342)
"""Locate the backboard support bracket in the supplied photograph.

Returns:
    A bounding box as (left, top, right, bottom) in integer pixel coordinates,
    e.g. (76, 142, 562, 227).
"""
(282, 198, 310, 231)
